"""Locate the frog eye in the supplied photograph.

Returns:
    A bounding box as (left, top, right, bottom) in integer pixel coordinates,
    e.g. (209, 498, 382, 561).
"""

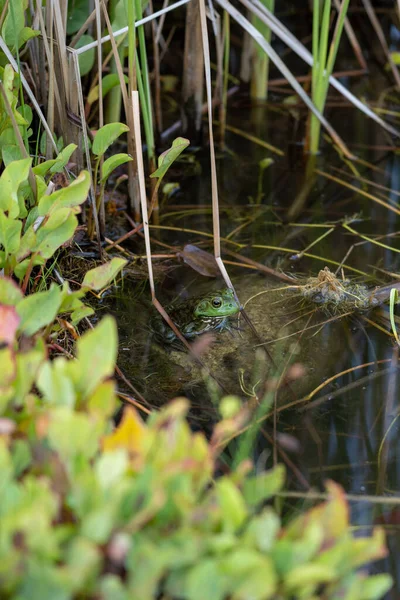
(212, 297, 222, 308)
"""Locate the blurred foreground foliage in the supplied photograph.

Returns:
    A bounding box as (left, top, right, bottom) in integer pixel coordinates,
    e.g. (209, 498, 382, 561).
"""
(0, 308, 393, 599)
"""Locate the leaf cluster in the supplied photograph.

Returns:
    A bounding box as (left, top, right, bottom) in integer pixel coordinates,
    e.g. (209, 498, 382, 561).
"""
(0, 312, 392, 599)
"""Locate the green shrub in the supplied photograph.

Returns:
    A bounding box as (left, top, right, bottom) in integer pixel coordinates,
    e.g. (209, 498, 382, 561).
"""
(0, 311, 392, 599)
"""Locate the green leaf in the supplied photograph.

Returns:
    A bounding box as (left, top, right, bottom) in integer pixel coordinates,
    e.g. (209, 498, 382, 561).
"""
(38, 171, 90, 216)
(76, 34, 95, 77)
(87, 380, 116, 417)
(0, 158, 31, 218)
(219, 550, 277, 599)
(14, 255, 45, 281)
(101, 153, 132, 182)
(17, 26, 40, 49)
(34, 209, 78, 259)
(99, 575, 129, 600)
(13, 338, 46, 406)
(16, 285, 62, 336)
(242, 464, 285, 507)
(81, 257, 127, 291)
(1, 64, 17, 111)
(87, 73, 129, 105)
(92, 123, 130, 157)
(95, 450, 128, 489)
(1, 0, 24, 49)
(150, 137, 190, 180)
(0, 276, 23, 305)
(50, 144, 77, 173)
(284, 564, 336, 592)
(2, 144, 24, 165)
(65, 538, 101, 589)
(33, 159, 58, 178)
(58, 284, 86, 313)
(71, 305, 94, 326)
(243, 508, 281, 552)
(74, 316, 118, 398)
(18, 104, 33, 127)
(215, 478, 247, 532)
(12, 439, 32, 476)
(184, 560, 226, 600)
(47, 407, 102, 461)
(37, 360, 77, 408)
(67, 0, 91, 34)
(0, 346, 16, 387)
(360, 574, 393, 600)
(0, 211, 22, 256)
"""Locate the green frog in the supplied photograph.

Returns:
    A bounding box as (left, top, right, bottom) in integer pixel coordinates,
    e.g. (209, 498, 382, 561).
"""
(152, 288, 240, 345)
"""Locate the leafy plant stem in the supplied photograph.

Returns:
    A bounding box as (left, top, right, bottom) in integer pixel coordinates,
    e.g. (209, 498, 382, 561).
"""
(21, 252, 38, 295)
(136, 50, 153, 163)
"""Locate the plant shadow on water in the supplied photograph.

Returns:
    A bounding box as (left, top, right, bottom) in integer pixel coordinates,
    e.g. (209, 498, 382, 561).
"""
(100, 96, 400, 595)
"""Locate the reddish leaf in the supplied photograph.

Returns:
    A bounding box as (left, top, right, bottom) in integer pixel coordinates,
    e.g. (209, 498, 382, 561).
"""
(0, 304, 20, 345)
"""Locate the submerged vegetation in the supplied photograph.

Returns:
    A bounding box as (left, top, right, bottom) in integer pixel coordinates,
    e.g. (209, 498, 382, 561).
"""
(1, 0, 400, 597)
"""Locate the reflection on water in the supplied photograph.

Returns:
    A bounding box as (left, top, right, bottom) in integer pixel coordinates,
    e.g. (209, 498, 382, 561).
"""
(103, 99, 400, 593)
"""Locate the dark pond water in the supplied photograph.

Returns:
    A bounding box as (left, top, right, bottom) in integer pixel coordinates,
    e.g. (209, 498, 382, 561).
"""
(100, 62, 400, 593)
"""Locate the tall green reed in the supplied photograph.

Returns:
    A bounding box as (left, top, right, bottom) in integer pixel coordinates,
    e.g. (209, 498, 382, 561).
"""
(251, 0, 274, 100)
(310, 0, 350, 153)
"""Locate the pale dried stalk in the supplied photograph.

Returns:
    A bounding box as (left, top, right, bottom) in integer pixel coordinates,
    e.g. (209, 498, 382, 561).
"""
(131, 91, 155, 296)
(69, 50, 102, 251)
(94, 0, 105, 233)
(0, 36, 58, 153)
(131, 92, 216, 362)
(101, 0, 140, 219)
(198, 0, 234, 289)
(75, 0, 191, 54)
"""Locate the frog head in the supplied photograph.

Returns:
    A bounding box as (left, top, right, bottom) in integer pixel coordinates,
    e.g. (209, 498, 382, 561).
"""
(193, 288, 240, 319)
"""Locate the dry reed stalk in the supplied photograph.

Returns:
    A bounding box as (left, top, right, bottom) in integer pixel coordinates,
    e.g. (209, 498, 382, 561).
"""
(101, 0, 141, 220)
(94, 0, 105, 234)
(131, 91, 155, 296)
(36, 3, 58, 157)
(68, 49, 102, 250)
(198, 0, 234, 289)
(131, 92, 229, 384)
(70, 8, 97, 48)
(361, 0, 400, 90)
(0, 0, 9, 29)
(0, 37, 58, 153)
(182, 0, 204, 141)
(333, 0, 367, 70)
(315, 169, 400, 217)
(75, 0, 191, 54)
(52, 0, 70, 100)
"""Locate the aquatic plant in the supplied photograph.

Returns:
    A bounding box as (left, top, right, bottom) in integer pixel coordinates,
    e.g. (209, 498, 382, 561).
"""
(309, 0, 350, 153)
(298, 267, 373, 314)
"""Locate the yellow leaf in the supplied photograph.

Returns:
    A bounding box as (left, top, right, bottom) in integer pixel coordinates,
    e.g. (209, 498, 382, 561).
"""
(102, 406, 146, 457)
